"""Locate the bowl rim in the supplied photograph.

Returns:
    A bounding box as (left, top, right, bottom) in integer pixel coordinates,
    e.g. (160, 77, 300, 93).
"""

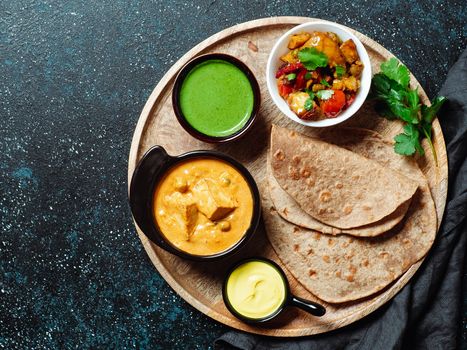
(172, 53, 261, 143)
(266, 20, 372, 127)
(129, 146, 261, 261)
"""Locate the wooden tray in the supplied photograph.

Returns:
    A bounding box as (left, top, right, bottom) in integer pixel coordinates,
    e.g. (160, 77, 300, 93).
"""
(127, 17, 448, 337)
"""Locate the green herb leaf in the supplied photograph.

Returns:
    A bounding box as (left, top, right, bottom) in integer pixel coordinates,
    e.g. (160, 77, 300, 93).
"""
(421, 96, 447, 123)
(305, 89, 315, 101)
(420, 120, 432, 140)
(316, 89, 334, 100)
(304, 98, 313, 111)
(407, 88, 419, 109)
(298, 47, 328, 70)
(375, 102, 398, 120)
(394, 124, 423, 156)
(370, 73, 405, 100)
(335, 65, 345, 78)
(321, 79, 331, 87)
(371, 58, 446, 164)
(406, 88, 420, 120)
(305, 72, 312, 80)
(394, 133, 416, 155)
(286, 73, 296, 81)
(380, 58, 410, 88)
(371, 74, 419, 124)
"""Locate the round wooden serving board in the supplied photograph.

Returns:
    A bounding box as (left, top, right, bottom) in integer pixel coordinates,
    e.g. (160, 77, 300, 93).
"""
(127, 17, 448, 337)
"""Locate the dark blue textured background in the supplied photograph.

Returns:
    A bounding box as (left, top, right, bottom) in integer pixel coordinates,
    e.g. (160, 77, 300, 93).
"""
(1, 1, 466, 349)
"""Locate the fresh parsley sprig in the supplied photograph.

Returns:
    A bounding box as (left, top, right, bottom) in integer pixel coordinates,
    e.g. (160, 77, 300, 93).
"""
(370, 58, 447, 165)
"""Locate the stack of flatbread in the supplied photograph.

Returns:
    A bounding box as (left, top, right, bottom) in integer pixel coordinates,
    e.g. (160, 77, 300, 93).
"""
(265, 125, 437, 303)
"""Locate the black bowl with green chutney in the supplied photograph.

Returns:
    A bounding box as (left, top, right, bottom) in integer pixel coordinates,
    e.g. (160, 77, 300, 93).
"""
(172, 53, 260, 143)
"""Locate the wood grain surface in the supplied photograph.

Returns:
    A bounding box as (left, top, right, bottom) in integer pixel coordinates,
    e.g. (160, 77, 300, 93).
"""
(127, 17, 447, 337)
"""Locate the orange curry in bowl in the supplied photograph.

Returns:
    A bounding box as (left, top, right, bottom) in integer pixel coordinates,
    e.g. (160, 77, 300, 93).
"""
(153, 158, 253, 256)
(276, 31, 363, 120)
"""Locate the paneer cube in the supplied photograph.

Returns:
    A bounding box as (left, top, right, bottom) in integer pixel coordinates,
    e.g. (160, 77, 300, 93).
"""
(192, 179, 237, 221)
(164, 192, 198, 240)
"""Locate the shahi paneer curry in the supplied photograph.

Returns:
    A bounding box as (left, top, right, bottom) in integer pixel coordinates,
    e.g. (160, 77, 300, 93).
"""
(153, 158, 253, 255)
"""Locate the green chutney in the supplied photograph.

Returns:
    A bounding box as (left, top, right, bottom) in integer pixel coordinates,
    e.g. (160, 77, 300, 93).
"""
(179, 59, 254, 137)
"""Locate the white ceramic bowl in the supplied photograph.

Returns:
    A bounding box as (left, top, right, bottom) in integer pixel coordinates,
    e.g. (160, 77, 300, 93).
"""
(266, 21, 372, 127)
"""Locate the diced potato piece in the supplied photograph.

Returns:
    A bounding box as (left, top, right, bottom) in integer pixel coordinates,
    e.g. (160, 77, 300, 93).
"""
(312, 84, 325, 92)
(192, 179, 237, 221)
(349, 61, 364, 78)
(326, 32, 340, 43)
(342, 76, 359, 92)
(288, 32, 311, 49)
(287, 92, 310, 117)
(332, 79, 344, 90)
(280, 49, 299, 63)
(302, 32, 346, 67)
(340, 39, 359, 64)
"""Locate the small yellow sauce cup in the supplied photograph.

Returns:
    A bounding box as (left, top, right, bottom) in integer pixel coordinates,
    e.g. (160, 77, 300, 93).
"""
(223, 258, 326, 323)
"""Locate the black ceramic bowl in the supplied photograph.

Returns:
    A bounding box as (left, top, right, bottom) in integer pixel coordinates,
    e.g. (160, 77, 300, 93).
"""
(128, 145, 261, 261)
(222, 257, 326, 324)
(172, 53, 261, 143)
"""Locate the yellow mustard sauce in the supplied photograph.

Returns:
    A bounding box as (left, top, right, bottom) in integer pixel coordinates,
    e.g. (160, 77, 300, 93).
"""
(153, 158, 253, 255)
(226, 261, 286, 319)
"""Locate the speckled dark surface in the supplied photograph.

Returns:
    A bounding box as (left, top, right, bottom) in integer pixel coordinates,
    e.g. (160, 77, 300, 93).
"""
(1, 1, 466, 349)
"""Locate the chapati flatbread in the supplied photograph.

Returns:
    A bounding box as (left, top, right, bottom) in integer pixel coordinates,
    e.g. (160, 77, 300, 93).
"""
(268, 128, 416, 237)
(264, 177, 436, 303)
(269, 168, 411, 236)
(270, 125, 419, 229)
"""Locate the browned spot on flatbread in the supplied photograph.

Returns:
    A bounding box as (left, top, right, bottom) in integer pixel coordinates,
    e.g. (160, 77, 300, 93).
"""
(288, 166, 300, 180)
(319, 190, 332, 203)
(345, 273, 355, 282)
(274, 149, 285, 161)
(379, 251, 389, 258)
(292, 155, 301, 165)
(343, 205, 353, 215)
(300, 166, 311, 178)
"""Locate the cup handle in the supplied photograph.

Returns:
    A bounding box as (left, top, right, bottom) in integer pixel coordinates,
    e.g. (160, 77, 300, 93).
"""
(129, 145, 171, 249)
(290, 295, 326, 317)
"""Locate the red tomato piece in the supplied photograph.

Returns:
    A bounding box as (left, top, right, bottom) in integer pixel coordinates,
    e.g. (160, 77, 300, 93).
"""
(278, 80, 294, 98)
(294, 69, 308, 90)
(321, 90, 346, 117)
(275, 62, 304, 78)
